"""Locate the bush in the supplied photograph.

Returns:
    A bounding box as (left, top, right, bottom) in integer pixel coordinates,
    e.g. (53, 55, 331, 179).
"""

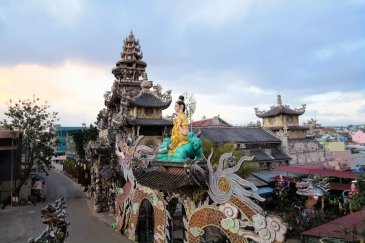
(63, 159, 77, 176)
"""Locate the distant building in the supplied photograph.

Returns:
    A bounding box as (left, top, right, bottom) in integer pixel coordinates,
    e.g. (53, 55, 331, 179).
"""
(0, 130, 22, 201)
(54, 124, 86, 156)
(191, 115, 232, 127)
(193, 125, 291, 169)
(352, 130, 365, 145)
(255, 95, 326, 165)
(320, 141, 346, 151)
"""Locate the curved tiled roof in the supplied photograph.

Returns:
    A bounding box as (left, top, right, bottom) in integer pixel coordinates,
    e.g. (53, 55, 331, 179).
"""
(197, 127, 281, 144)
(130, 92, 171, 109)
(132, 162, 207, 191)
(255, 105, 306, 118)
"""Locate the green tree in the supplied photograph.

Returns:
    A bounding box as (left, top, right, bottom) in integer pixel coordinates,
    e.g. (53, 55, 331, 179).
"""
(201, 140, 258, 178)
(202, 140, 242, 163)
(0, 96, 58, 197)
(72, 125, 98, 159)
(63, 159, 77, 177)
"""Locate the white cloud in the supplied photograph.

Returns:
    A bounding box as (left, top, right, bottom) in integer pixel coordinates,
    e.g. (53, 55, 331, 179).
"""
(39, 0, 86, 25)
(316, 48, 335, 60)
(342, 39, 365, 52)
(302, 91, 365, 124)
(0, 61, 112, 126)
(174, 0, 256, 31)
(0, 0, 86, 25)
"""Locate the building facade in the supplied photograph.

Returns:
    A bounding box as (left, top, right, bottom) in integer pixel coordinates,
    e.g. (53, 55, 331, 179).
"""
(0, 130, 22, 202)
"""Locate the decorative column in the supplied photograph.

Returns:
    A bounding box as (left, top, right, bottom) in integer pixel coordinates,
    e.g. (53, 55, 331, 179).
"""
(93, 158, 103, 212)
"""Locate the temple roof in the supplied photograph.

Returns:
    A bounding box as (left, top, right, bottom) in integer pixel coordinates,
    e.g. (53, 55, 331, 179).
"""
(197, 127, 281, 144)
(129, 92, 172, 109)
(126, 118, 172, 126)
(254, 95, 306, 118)
(192, 116, 232, 127)
(128, 73, 172, 109)
(132, 161, 207, 191)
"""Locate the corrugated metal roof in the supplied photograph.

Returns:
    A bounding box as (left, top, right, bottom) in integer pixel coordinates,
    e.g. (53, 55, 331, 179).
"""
(247, 186, 274, 196)
(251, 170, 302, 183)
(273, 165, 365, 179)
(302, 209, 365, 241)
(249, 149, 273, 161)
(244, 175, 268, 187)
(192, 116, 232, 127)
(198, 127, 281, 144)
(271, 148, 292, 160)
(130, 92, 171, 109)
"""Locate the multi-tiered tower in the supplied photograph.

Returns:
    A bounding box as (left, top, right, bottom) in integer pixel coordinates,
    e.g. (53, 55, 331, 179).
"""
(255, 95, 326, 165)
(101, 31, 172, 136)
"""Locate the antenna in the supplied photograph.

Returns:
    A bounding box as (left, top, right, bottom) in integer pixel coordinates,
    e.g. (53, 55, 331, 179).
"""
(182, 92, 196, 131)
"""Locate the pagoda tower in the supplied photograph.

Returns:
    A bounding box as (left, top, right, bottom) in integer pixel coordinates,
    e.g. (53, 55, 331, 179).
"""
(98, 31, 173, 141)
(125, 73, 172, 148)
(255, 94, 307, 139)
(104, 31, 149, 129)
(255, 95, 326, 165)
(112, 31, 146, 82)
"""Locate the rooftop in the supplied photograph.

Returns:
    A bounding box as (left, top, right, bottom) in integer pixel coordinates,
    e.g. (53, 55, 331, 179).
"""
(303, 209, 365, 241)
(197, 127, 281, 144)
(274, 165, 365, 179)
(192, 116, 232, 127)
(130, 92, 171, 109)
(255, 95, 306, 118)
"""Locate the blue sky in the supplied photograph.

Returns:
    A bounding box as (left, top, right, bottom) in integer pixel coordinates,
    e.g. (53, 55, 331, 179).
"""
(0, 0, 364, 126)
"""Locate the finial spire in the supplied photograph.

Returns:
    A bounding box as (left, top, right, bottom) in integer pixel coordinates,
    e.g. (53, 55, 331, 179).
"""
(142, 72, 148, 81)
(277, 94, 282, 106)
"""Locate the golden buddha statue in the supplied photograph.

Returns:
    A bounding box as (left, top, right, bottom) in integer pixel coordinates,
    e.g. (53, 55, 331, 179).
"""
(168, 95, 189, 156)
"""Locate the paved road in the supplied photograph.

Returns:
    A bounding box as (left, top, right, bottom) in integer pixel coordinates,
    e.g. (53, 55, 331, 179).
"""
(0, 170, 132, 243)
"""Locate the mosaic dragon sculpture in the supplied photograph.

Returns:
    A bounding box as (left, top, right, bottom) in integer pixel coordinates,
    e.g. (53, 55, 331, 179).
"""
(187, 151, 288, 243)
(113, 134, 287, 243)
(296, 176, 330, 197)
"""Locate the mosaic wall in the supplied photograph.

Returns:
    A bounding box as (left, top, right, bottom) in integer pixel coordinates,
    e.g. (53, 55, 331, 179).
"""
(110, 133, 289, 242)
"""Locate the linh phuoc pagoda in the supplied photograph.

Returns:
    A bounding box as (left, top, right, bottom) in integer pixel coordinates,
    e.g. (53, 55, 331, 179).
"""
(255, 95, 326, 165)
(86, 32, 288, 242)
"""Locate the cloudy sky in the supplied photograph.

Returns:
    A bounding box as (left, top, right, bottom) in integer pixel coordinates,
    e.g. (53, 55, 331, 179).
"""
(0, 0, 364, 127)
